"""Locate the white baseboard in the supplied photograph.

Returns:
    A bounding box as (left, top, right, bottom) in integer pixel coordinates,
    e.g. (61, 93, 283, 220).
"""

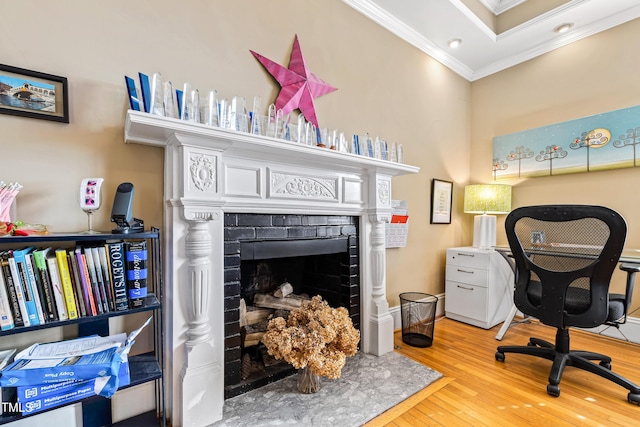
(391, 294, 640, 345)
(579, 316, 640, 344)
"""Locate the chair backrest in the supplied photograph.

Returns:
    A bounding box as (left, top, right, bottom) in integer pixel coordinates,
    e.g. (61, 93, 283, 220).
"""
(505, 205, 626, 329)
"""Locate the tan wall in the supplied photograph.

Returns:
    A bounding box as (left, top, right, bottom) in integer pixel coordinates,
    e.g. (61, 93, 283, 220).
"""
(0, 0, 469, 356)
(470, 18, 640, 311)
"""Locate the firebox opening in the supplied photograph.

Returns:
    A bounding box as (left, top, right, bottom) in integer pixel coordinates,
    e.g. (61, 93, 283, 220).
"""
(223, 214, 360, 399)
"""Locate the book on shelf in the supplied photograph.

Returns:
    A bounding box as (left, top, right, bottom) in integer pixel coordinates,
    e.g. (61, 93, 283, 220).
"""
(0, 262, 15, 330)
(82, 246, 105, 315)
(125, 241, 148, 308)
(24, 253, 46, 324)
(107, 242, 128, 311)
(67, 251, 87, 318)
(75, 248, 97, 316)
(0, 252, 25, 327)
(7, 250, 33, 327)
(97, 246, 115, 311)
(54, 249, 79, 320)
(45, 249, 69, 322)
(31, 249, 59, 322)
(11, 247, 40, 326)
(89, 246, 109, 314)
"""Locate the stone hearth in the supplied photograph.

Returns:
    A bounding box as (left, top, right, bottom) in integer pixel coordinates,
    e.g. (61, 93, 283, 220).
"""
(124, 111, 419, 427)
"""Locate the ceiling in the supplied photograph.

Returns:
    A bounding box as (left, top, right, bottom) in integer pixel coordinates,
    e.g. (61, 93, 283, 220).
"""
(342, 0, 640, 81)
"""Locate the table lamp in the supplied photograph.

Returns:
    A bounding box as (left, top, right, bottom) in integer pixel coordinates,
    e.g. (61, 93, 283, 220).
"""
(464, 184, 512, 249)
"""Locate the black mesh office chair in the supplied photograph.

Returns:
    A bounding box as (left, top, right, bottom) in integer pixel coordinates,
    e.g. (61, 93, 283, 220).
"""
(495, 205, 640, 404)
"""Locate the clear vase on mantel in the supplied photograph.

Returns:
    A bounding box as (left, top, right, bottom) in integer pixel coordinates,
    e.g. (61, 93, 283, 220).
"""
(297, 366, 320, 394)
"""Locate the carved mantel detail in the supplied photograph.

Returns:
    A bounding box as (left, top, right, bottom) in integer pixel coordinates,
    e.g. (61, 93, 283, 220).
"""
(271, 172, 337, 199)
(189, 153, 216, 192)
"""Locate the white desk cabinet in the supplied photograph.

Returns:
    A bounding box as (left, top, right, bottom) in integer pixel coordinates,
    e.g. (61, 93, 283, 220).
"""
(445, 247, 514, 329)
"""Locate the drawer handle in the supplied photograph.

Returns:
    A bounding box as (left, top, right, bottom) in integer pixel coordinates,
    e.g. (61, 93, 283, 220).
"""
(457, 285, 474, 291)
(457, 269, 474, 274)
(458, 253, 475, 257)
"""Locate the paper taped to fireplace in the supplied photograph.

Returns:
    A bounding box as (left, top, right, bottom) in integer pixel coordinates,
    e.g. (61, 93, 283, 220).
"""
(386, 200, 409, 248)
(0, 316, 151, 391)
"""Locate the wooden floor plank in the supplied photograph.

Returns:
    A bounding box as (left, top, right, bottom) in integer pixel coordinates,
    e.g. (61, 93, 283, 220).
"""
(364, 318, 640, 426)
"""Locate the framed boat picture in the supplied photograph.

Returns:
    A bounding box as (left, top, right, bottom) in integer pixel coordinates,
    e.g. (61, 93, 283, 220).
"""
(0, 64, 69, 123)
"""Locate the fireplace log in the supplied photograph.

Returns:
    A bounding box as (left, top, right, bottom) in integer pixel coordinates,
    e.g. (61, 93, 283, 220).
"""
(242, 321, 268, 347)
(240, 298, 275, 327)
(253, 293, 309, 310)
(273, 282, 293, 298)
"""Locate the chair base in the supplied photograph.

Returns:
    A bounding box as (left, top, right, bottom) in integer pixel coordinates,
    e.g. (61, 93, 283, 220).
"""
(496, 328, 640, 404)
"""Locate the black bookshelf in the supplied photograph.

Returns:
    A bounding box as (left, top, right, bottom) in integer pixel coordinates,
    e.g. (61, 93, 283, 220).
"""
(0, 229, 164, 427)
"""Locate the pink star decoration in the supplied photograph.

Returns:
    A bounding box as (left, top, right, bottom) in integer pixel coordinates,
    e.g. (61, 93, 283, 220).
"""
(250, 34, 337, 127)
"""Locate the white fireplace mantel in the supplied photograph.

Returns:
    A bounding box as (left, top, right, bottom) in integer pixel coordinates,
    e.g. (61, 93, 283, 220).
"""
(124, 110, 419, 427)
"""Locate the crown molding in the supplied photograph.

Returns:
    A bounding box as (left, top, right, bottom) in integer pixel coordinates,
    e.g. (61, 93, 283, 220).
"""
(342, 0, 474, 80)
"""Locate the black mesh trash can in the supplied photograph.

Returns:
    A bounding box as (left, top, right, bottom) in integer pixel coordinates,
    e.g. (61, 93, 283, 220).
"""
(399, 292, 438, 348)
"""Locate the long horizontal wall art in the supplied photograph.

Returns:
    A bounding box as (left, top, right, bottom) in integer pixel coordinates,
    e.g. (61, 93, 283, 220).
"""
(492, 104, 640, 180)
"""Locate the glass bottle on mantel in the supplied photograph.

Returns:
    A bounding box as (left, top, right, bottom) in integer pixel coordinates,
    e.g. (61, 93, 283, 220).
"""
(297, 366, 320, 393)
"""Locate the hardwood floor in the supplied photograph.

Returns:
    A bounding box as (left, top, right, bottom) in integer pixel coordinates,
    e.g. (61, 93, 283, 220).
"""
(364, 317, 640, 426)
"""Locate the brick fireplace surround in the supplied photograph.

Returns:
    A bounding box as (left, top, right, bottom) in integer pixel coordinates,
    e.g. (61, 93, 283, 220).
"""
(125, 111, 419, 427)
(223, 213, 360, 398)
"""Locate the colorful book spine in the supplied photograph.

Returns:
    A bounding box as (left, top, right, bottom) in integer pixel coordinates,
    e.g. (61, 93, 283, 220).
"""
(45, 251, 68, 322)
(97, 246, 115, 311)
(90, 247, 109, 313)
(75, 250, 97, 316)
(54, 249, 78, 320)
(24, 254, 46, 324)
(32, 249, 58, 322)
(107, 242, 128, 311)
(67, 253, 86, 318)
(125, 241, 148, 308)
(11, 248, 39, 326)
(7, 254, 30, 327)
(0, 264, 14, 330)
(82, 247, 104, 315)
(0, 253, 24, 327)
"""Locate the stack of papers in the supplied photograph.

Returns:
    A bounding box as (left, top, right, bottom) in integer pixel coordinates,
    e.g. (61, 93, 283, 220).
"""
(0, 316, 150, 415)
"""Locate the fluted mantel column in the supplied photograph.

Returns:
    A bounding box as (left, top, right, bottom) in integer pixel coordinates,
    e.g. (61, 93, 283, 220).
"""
(364, 174, 395, 356)
(184, 218, 213, 347)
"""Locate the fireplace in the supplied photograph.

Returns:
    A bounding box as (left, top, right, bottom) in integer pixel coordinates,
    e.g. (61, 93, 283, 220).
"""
(124, 111, 419, 426)
(223, 214, 359, 397)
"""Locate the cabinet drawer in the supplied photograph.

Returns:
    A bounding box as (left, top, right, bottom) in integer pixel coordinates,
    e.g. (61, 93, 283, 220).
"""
(446, 264, 488, 287)
(446, 249, 489, 269)
(445, 280, 488, 322)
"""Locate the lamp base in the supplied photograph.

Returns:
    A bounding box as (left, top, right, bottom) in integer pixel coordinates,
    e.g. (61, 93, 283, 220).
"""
(473, 214, 496, 249)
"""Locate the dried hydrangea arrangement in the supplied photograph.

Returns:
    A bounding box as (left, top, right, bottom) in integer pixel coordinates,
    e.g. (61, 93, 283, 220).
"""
(262, 295, 360, 380)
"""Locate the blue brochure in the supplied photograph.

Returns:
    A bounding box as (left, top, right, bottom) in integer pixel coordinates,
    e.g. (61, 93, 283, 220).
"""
(138, 72, 151, 113)
(125, 76, 141, 111)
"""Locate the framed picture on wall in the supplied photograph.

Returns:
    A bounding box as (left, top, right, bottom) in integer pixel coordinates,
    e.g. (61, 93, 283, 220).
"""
(430, 179, 453, 224)
(0, 64, 69, 123)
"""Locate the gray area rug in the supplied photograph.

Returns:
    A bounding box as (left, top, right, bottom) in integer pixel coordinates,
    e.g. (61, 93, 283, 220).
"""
(211, 351, 443, 427)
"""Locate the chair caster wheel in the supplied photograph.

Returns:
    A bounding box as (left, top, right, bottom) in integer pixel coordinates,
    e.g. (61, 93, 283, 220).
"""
(599, 361, 611, 370)
(495, 352, 505, 362)
(547, 384, 560, 397)
(628, 393, 640, 405)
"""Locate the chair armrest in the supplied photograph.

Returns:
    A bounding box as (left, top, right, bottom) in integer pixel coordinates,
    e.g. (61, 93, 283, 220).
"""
(618, 263, 640, 316)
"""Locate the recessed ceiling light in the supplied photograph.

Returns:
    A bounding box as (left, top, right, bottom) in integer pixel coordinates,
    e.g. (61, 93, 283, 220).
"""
(554, 23, 574, 33)
(448, 38, 462, 48)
